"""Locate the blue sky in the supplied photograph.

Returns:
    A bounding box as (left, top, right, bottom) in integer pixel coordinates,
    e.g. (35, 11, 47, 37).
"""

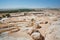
(0, 0, 60, 9)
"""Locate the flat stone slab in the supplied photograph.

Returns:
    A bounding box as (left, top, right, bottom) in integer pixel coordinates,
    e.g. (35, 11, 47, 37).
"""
(0, 31, 33, 40)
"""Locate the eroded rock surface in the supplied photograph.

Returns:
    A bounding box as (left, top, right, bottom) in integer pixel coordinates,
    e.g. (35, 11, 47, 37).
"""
(0, 10, 60, 40)
(45, 21, 60, 40)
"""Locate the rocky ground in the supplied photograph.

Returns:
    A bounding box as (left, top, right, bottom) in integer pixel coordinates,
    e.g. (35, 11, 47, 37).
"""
(0, 10, 60, 40)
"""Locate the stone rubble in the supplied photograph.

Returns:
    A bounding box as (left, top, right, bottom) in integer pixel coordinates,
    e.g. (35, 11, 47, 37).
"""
(0, 11, 60, 40)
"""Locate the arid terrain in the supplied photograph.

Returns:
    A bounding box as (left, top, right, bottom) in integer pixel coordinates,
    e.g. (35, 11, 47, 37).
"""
(0, 9, 60, 40)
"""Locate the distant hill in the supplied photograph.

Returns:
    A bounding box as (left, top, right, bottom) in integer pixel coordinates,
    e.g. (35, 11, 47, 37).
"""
(0, 9, 35, 13)
(0, 8, 60, 13)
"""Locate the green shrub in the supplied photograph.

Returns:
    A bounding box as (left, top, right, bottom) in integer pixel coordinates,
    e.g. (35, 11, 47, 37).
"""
(6, 14, 10, 17)
(2, 15, 6, 18)
(0, 17, 2, 20)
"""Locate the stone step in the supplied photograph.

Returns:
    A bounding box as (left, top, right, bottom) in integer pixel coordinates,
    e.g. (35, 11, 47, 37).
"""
(0, 27, 18, 33)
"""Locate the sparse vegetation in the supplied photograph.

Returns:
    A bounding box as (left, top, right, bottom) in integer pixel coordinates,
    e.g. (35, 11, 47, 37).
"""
(0, 17, 2, 20)
(0, 9, 35, 13)
(2, 15, 6, 18)
(6, 14, 10, 17)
